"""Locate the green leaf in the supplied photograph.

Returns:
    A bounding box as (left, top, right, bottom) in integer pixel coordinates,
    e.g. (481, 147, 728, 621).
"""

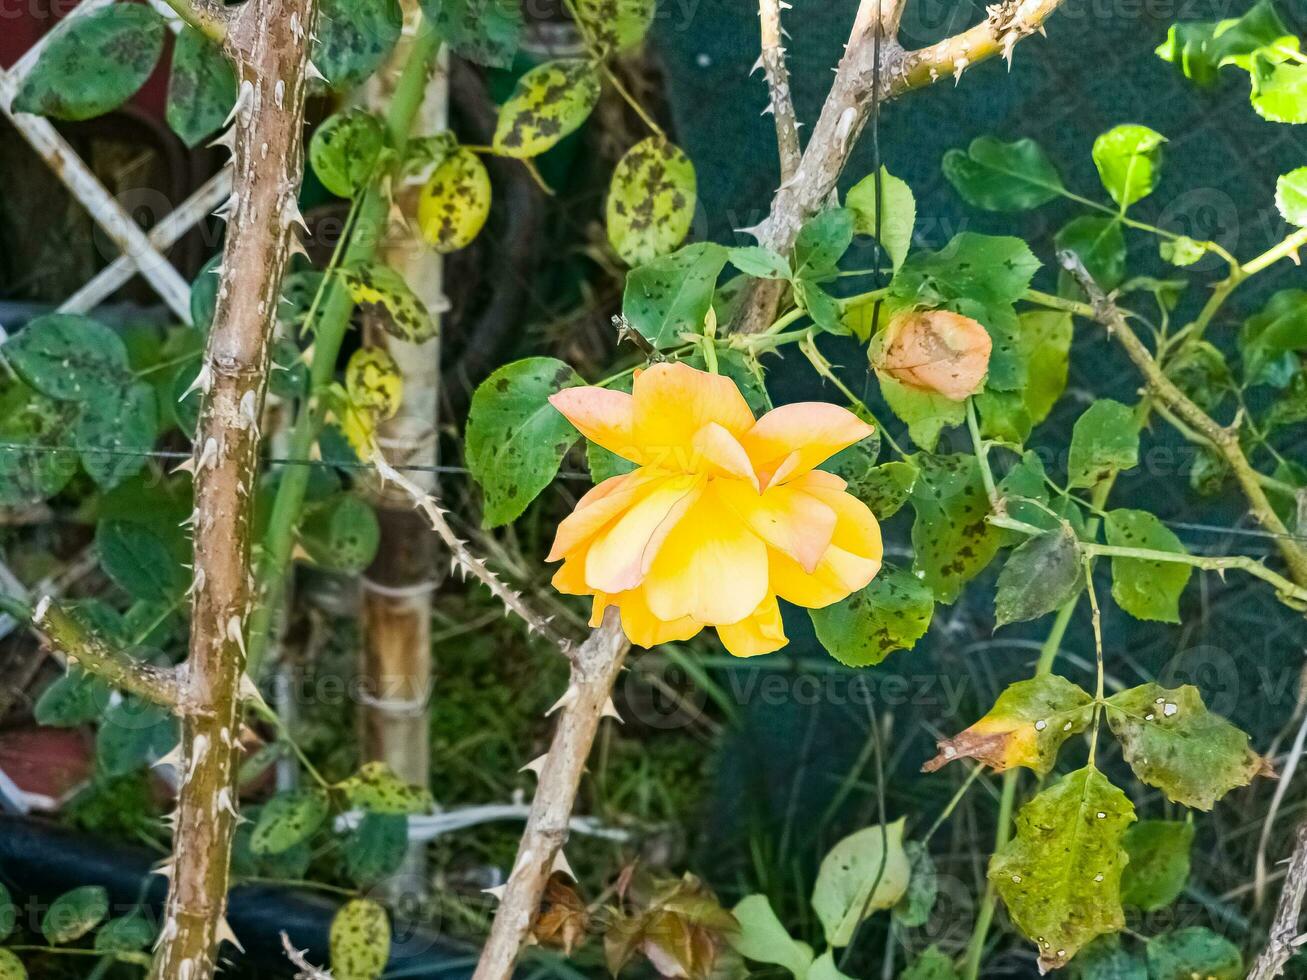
(1155, 0, 1295, 86)
(848, 460, 917, 518)
(893, 842, 938, 928)
(606, 138, 697, 266)
(424, 0, 522, 68)
(76, 381, 158, 489)
(1120, 820, 1193, 911)
(1276, 168, 1307, 226)
(1145, 928, 1242, 980)
(339, 261, 435, 343)
(465, 357, 583, 527)
(493, 59, 601, 158)
(1104, 683, 1269, 810)
(925, 674, 1093, 776)
(990, 766, 1134, 971)
(1067, 400, 1139, 488)
(794, 208, 855, 280)
(901, 946, 959, 980)
(908, 453, 1003, 603)
(1103, 509, 1191, 623)
(97, 521, 187, 601)
(299, 494, 381, 573)
(338, 761, 434, 814)
(310, 110, 387, 199)
(343, 813, 409, 886)
(727, 246, 790, 280)
(1240, 289, 1307, 386)
(0, 386, 78, 506)
(1250, 54, 1307, 124)
(0, 950, 25, 980)
(330, 899, 391, 980)
(5, 314, 130, 402)
(42, 885, 109, 944)
(94, 913, 156, 952)
(1160, 235, 1209, 267)
(166, 27, 237, 147)
(811, 818, 911, 948)
(574, 0, 655, 53)
(251, 789, 331, 854)
(846, 167, 916, 271)
(794, 279, 844, 333)
(1055, 216, 1126, 290)
(807, 951, 856, 980)
(995, 527, 1084, 627)
(941, 136, 1065, 212)
(417, 146, 492, 253)
(35, 667, 111, 727)
(12, 5, 164, 120)
(728, 894, 814, 977)
(312, 0, 403, 91)
(809, 565, 934, 667)
(1070, 936, 1147, 979)
(1166, 340, 1232, 413)
(1091, 125, 1166, 209)
(97, 698, 177, 777)
(1018, 311, 1073, 426)
(976, 389, 1032, 444)
(622, 242, 728, 349)
(891, 232, 1040, 311)
(0, 883, 15, 942)
(877, 375, 966, 451)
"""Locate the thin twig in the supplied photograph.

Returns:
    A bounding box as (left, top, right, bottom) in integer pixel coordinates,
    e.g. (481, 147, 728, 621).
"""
(280, 932, 333, 980)
(757, 0, 802, 181)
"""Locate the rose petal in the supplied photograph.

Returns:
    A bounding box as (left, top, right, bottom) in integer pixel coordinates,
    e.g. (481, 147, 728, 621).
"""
(742, 402, 874, 485)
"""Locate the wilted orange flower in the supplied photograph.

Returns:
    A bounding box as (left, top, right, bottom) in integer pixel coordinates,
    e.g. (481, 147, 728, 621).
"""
(547, 362, 883, 658)
(873, 309, 992, 401)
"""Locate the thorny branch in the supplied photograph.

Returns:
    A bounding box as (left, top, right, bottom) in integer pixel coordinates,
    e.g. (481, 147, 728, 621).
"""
(1250, 820, 1307, 980)
(757, 0, 802, 182)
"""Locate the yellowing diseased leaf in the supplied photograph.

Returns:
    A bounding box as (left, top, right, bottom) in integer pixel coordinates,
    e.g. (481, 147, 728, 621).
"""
(0, 949, 25, 980)
(990, 766, 1134, 972)
(809, 565, 934, 667)
(872, 309, 993, 401)
(251, 789, 330, 855)
(338, 761, 434, 815)
(493, 59, 601, 159)
(1067, 399, 1139, 488)
(340, 261, 435, 343)
(310, 109, 386, 199)
(908, 453, 1003, 602)
(418, 147, 491, 253)
(924, 674, 1093, 776)
(811, 818, 911, 948)
(345, 347, 402, 420)
(329, 899, 390, 980)
(994, 527, 1084, 627)
(607, 137, 697, 266)
(605, 874, 736, 980)
(575, 0, 655, 54)
(340, 403, 378, 458)
(1104, 683, 1272, 810)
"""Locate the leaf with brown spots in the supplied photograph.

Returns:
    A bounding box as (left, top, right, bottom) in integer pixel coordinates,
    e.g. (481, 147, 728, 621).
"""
(339, 261, 435, 343)
(329, 899, 390, 980)
(907, 453, 1004, 603)
(607, 137, 697, 266)
(575, 0, 655, 53)
(312, 0, 403, 92)
(424, 0, 523, 68)
(310, 109, 387, 199)
(166, 26, 237, 148)
(493, 59, 601, 159)
(809, 565, 934, 667)
(418, 147, 492, 253)
(924, 674, 1093, 776)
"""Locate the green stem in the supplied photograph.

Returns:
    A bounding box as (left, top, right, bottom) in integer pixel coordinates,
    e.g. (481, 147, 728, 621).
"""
(1188, 227, 1307, 343)
(1023, 289, 1095, 319)
(246, 24, 442, 676)
(967, 399, 997, 505)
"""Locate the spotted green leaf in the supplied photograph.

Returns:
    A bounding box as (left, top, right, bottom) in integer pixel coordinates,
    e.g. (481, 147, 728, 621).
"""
(418, 147, 492, 253)
(0, 385, 78, 506)
(311, 110, 386, 199)
(423, 0, 522, 68)
(252, 789, 330, 854)
(794, 208, 855, 280)
(299, 493, 381, 573)
(908, 453, 1004, 603)
(727, 246, 789, 280)
(622, 242, 729, 349)
(42, 886, 109, 944)
(1250, 54, 1307, 124)
(330, 899, 391, 980)
(339, 761, 434, 814)
(809, 565, 934, 667)
(313, 0, 402, 91)
(1092, 125, 1166, 209)
(846, 166, 916, 271)
(995, 526, 1084, 627)
(990, 766, 1134, 971)
(812, 818, 911, 948)
(466, 357, 584, 527)
(340, 261, 434, 343)
(1104, 683, 1269, 810)
(76, 381, 158, 490)
(94, 913, 156, 953)
(166, 26, 237, 148)
(343, 813, 409, 886)
(12, 5, 165, 120)
(1276, 167, 1307, 227)
(890, 232, 1040, 311)
(925, 674, 1093, 776)
(848, 460, 917, 518)
(1055, 215, 1126, 290)
(5, 314, 130, 403)
(1121, 820, 1193, 911)
(1067, 400, 1139, 488)
(942, 136, 1065, 212)
(0, 950, 24, 980)
(1146, 928, 1242, 980)
(493, 59, 601, 159)
(728, 894, 814, 977)
(575, 0, 655, 53)
(606, 138, 697, 266)
(1103, 509, 1190, 622)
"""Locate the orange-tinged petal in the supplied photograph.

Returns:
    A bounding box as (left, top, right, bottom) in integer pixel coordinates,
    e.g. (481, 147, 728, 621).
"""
(590, 593, 611, 628)
(768, 483, 883, 608)
(714, 479, 837, 573)
(742, 402, 874, 485)
(642, 493, 768, 624)
(547, 468, 663, 561)
(692, 422, 759, 488)
(801, 477, 884, 560)
(618, 589, 704, 648)
(549, 386, 643, 463)
(584, 474, 704, 593)
(717, 595, 788, 658)
(633, 363, 756, 467)
(552, 555, 590, 595)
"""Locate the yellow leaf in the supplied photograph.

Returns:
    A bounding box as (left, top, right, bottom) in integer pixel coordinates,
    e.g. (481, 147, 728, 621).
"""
(345, 347, 403, 420)
(417, 146, 491, 253)
(493, 59, 600, 158)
